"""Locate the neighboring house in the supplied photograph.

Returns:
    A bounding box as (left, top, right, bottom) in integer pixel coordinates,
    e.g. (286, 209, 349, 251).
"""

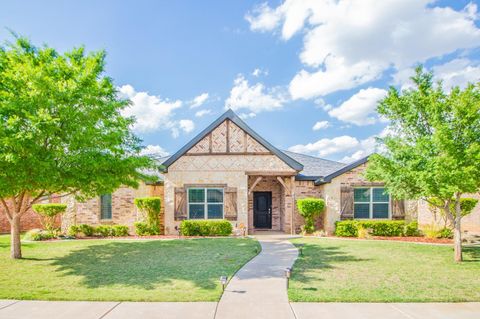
(2, 109, 478, 234)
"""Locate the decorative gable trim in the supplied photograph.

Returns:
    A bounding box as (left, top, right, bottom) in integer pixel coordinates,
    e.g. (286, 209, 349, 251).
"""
(162, 109, 303, 171)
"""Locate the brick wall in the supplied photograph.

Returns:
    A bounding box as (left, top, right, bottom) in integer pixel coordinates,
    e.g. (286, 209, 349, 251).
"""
(293, 180, 324, 233)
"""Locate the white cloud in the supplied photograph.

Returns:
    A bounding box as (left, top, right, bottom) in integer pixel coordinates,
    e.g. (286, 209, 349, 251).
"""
(225, 75, 287, 113)
(341, 127, 392, 163)
(190, 93, 209, 108)
(119, 84, 182, 134)
(195, 109, 212, 117)
(252, 68, 268, 77)
(312, 120, 330, 131)
(239, 112, 257, 120)
(247, 0, 480, 99)
(328, 87, 387, 126)
(179, 119, 194, 133)
(433, 58, 480, 90)
(140, 145, 169, 157)
(288, 135, 359, 157)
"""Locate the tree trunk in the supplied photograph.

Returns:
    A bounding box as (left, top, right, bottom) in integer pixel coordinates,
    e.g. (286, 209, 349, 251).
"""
(10, 215, 22, 259)
(453, 195, 462, 262)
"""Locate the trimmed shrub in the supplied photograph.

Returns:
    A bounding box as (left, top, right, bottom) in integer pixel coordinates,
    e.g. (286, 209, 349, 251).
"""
(438, 227, 453, 239)
(112, 225, 129, 237)
(334, 220, 358, 237)
(96, 225, 113, 237)
(335, 220, 406, 237)
(23, 229, 56, 241)
(67, 225, 80, 237)
(134, 222, 152, 236)
(296, 198, 326, 234)
(32, 203, 67, 233)
(404, 221, 420, 236)
(134, 197, 162, 235)
(78, 224, 95, 237)
(180, 220, 233, 236)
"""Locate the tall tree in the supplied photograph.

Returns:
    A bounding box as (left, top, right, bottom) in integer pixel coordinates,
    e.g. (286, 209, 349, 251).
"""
(366, 67, 480, 262)
(0, 36, 155, 258)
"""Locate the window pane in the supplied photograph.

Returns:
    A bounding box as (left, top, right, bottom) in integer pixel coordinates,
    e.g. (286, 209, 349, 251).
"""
(207, 189, 223, 203)
(354, 203, 370, 218)
(100, 194, 112, 219)
(354, 188, 370, 202)
(189, 204, 205, 219)
(188, 189, 205, 203)
(373, 203, 389, 218)
(207, 204, 223, 219)
(372, 188, 389, 202)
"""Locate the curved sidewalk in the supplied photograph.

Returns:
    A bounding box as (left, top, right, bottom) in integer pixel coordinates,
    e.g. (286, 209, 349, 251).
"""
(215, 237, 299, 319)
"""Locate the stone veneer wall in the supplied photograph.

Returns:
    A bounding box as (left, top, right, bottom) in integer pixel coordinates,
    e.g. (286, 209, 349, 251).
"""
(61, 183, 162, 233)
(164, 154, 295, 235)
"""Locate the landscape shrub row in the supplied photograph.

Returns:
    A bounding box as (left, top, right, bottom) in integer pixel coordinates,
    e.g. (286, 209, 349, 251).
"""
(179, 220, 232, 236)
(334, 220, 453, 238)
(67, 224, 129, 238)
(335, 220, 410, 237)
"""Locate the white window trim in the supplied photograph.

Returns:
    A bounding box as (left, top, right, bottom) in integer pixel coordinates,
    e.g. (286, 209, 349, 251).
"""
(187, 187, 224, 220)
(353, 187, 390, 219)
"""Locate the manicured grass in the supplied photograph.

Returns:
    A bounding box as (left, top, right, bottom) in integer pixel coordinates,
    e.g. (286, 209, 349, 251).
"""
(0, 235, 259, 301)
(289, 237, 480, 302)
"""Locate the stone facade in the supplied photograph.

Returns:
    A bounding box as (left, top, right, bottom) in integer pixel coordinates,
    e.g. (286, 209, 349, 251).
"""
(293, 180, 324, 232)
(60, 183, 164, 233)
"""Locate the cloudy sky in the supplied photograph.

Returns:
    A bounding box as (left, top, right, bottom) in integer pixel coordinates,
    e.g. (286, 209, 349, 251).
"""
(2, 0, 480, 163)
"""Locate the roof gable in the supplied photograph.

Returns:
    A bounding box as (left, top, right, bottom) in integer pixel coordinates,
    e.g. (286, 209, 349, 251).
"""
(162, 109, 303, 171)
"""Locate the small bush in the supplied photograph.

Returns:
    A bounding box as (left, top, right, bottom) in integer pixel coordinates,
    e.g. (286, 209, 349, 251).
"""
(438, 227, 453, 239)
(134, 222, 160, 236)
(357, 225, 370, 239)
(335, 220, 358, 237)
(134, 197, 162, 234)
(23, 229, 56, 241)
(78, 224, 95, 237)
(32, 203, 67, 233)
(67, 225, 80, 237)
(96, 225, 113, 237)
(404, 221, 420, 236)
(180, 220, 233, 236)
(296, 198, 326, 234)
(112, 225, 129, 237)
(335, 220, 406, 237)
(423, 225, 440, 239)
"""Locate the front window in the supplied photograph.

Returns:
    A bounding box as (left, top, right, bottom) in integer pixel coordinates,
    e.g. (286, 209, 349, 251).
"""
(354, 187, 389, 219)
(100, 194, 112, 220)
(188, 188, 224, 219)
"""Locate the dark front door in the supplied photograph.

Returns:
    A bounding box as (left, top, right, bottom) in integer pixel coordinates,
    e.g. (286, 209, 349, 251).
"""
(253, 192, 272, 229)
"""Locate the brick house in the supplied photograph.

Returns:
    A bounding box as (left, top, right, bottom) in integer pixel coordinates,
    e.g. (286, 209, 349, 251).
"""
(2, 109, 478, 234)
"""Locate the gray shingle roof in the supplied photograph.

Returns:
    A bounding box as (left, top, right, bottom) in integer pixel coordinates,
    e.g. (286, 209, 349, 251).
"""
(281, 150, 347, 180)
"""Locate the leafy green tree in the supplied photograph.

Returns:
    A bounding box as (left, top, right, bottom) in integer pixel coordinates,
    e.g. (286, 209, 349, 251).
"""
(296, 198, 325, 234)
(366, 67, 480, 262)
(32, 203, 67, 234)
(0, 36, 155, 258)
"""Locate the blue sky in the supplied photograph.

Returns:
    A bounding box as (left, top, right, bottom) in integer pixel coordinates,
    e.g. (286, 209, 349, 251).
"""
(1, 0, 479, 162)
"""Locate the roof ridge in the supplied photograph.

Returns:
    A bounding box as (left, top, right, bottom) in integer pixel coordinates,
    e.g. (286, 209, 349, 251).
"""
(282, 150, 346, 165)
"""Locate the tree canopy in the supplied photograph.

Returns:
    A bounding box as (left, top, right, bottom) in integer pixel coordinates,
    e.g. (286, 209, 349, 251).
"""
(0, 35, 156, 258)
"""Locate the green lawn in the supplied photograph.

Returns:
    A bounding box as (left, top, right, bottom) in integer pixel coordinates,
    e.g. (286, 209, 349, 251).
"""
(289, 238, 480, 302)
(0, 235, 259, 301)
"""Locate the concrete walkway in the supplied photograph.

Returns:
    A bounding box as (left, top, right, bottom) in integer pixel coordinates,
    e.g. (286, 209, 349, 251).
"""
(215, 237, 299, 319)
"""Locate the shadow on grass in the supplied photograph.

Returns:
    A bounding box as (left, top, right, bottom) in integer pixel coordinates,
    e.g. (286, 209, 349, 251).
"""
(51, 238, 253, 291)
(463, 246, 480, 262)
(291, 244, 369, 286)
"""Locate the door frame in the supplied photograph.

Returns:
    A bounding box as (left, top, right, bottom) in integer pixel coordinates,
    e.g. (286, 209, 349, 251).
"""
(253, 191, 272, 229)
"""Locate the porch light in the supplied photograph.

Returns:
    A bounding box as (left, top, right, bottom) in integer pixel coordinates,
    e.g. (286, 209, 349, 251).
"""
(220, 276, 228, 291)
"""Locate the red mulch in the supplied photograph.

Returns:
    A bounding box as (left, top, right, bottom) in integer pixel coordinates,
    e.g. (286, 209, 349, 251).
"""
(40, 234, 237, 242)
(328, 235, 453, 244)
